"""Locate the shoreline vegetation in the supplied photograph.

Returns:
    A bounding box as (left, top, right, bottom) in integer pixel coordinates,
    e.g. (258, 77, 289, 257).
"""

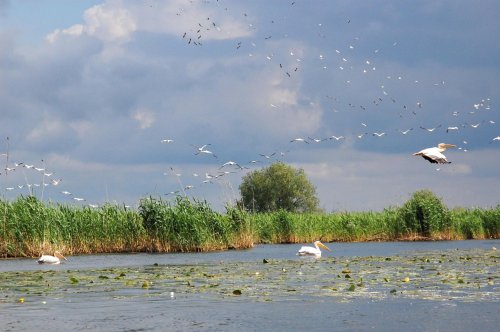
(1, 191, 499, 258)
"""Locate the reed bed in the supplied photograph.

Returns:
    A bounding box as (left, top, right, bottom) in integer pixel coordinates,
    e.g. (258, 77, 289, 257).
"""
(0, 194, 498, 258)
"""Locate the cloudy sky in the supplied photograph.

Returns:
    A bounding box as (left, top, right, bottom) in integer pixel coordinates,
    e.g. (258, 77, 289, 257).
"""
(1, 0, 499, 211)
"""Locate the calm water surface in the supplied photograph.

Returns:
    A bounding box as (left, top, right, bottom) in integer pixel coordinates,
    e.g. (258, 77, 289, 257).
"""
(1, 240, 499, 331)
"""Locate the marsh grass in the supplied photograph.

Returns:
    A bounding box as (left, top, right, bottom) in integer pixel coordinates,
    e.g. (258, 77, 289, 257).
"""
(0, 193, 498, 258)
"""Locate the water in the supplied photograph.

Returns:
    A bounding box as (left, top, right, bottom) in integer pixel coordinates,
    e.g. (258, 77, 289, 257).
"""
(1, 239, 497, 272)
(1, 240, 499, 331)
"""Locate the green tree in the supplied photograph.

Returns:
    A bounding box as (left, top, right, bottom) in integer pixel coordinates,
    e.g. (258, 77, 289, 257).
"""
(239, 162, 320, 213)
(397, 189, 450, 237)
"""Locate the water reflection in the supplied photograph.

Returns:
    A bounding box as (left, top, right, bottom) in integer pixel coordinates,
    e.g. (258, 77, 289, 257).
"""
(1, 240, 498, 272)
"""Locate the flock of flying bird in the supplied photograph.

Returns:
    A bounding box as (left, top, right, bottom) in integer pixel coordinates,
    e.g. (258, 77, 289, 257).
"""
(2, 1, 499, 262)
(3, 0, 499, 208)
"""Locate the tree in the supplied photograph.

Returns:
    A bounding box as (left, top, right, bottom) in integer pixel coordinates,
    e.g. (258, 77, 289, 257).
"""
(397, 189, 450, 237)
(239, 162, 320, 213)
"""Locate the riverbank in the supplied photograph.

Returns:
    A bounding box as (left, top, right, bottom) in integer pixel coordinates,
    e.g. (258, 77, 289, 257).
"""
(1, 195, 499, 258)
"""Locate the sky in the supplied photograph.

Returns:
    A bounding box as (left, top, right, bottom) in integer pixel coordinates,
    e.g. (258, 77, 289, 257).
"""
(0, 0, 499, 212)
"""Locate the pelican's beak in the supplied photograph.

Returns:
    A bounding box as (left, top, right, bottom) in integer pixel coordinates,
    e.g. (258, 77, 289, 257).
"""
(55, 252, 67, 260)
(446, 144, 456, 148)
(317, 242, 331, 251)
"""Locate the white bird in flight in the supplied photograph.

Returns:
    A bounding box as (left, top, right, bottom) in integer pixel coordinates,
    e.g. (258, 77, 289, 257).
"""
(329, 135, 345, 141)
(398, 128, 413, 135)
(413, 143, 456, 164)
(193, 144, 217, 158)
(37, 251, 67, 265)
(490, 136, 500, 144)
(420, 125, 442, 132)
(290, 138, 309, 143)
(296, 241, 331, 257)
(219, 161, 243, 169)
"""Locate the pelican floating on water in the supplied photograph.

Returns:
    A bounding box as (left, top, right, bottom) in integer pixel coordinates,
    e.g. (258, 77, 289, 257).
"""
(297, 241, 331, 257)
(37, 251, 67, 264)
(413, 143, 456, 164)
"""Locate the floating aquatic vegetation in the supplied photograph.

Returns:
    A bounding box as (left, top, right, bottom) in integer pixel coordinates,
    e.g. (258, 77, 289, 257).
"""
(0, 249, 498, 307)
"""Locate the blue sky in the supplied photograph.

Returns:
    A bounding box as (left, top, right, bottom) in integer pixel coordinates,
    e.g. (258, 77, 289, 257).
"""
(1, 0, 499, 211)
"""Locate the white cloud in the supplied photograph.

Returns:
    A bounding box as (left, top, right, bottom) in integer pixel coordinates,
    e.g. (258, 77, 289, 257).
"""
(133, 108, 155, 129)
(84, 3, 136, 42)
(46, 2, 137, 51)
(1, 0, 499, 211)
(26, 116, 66, 143)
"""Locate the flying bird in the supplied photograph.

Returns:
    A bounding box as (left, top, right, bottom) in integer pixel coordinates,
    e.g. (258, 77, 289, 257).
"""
(446, 126, 459, 133)
(290, 138, 309, 143)
(398, 128, 413, 135)
(308, 137, 326, 143)
(413, 143, 456, 164)
(420, 125, 442, 132)
(259, 152, 276, 159)
(193, 144, 217, 158)
(219, 161, 243, 169)
(296, 241, 331, 257)
(37, 251, 67, 265)
(372, 132, 386, 137)
(490, 136, 500, 144)
(329, 135, 345, 141)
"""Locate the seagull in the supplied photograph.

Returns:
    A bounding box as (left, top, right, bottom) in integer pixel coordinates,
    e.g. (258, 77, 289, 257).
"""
(259, 152, 276, 159)
(193, 144, 217, 158)
(37, 251, 67, 265)
(489, 136, 500, 144)
(51, 179, 62, 186)
(413, 143, 456, 164)
(372, 132, 386, 137)
(446, 126, 459, 133)
(308, 137, 326, 143)
(219, 161, 242, 169)
(296, 241, 331, 257)
(329, 135, 345, 141)
(290, 138, 309, 143)
(420, 125, 442, 132)
(161, 139, 174, 143)
(398, 128, 413, 135)
(357, 133, 368, 139)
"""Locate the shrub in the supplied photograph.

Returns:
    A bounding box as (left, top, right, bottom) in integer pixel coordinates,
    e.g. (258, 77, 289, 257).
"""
(397, 190, 450, 237)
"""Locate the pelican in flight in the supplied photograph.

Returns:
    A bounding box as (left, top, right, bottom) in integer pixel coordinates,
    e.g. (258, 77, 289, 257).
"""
(297, 241, 331, 257)
(413, 143, 456, 164)
(37, 251, 67, 264)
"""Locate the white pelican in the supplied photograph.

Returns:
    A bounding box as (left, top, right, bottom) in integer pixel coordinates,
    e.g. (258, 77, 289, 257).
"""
(37, 251, 67, 264)
(413, 143, 456, 164)
(296, 241, 331, 257)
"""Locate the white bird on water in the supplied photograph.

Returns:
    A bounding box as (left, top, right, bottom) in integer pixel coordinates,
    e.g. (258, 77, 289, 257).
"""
(413, 143, 456, 164)
(37, 251, 67, 264)
(296, 241, 331, 257)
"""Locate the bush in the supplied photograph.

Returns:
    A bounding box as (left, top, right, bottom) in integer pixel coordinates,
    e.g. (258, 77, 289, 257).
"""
(397, 190, 450, 237)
